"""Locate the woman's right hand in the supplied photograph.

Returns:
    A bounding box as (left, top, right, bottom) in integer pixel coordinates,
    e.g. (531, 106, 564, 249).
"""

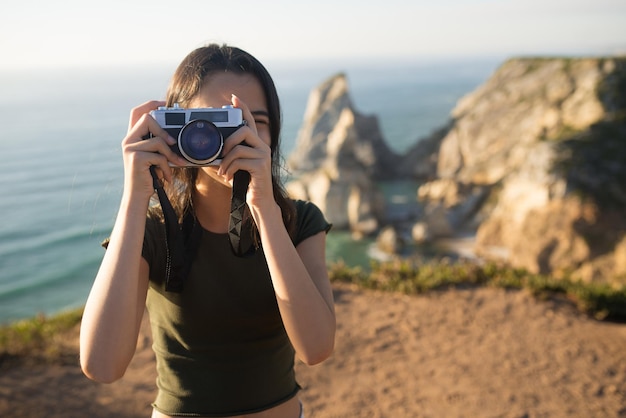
(121, 101, 187, 201)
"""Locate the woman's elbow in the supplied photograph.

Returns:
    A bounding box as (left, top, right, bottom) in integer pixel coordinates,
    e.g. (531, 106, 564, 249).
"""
(299, 331, 335, 366)
(300, 343, 334, 366)
(79, 325, 135, 383)
(302, 349, 333, 366)
(80, 354, 126, 384)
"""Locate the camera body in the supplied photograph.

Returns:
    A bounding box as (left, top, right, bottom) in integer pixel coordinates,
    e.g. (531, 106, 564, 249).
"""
(150, 104, 244, 166)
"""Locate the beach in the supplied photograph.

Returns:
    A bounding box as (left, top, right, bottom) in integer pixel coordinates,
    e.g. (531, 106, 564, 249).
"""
(2, 283, 624, 417)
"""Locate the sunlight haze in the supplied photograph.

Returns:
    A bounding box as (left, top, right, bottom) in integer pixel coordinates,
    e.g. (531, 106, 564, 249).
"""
(1, 0, 625, 71)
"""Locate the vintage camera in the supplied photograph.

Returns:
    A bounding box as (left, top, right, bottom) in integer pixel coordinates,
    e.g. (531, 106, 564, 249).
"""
(150, 104, 245, 166)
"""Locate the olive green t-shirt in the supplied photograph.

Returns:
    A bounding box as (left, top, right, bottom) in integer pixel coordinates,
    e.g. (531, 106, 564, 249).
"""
(142, 200, 331, 417)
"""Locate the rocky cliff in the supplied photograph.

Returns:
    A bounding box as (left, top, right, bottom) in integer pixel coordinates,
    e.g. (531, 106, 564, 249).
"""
(286, 57, 626, 286)
(417, 57, 626, 285)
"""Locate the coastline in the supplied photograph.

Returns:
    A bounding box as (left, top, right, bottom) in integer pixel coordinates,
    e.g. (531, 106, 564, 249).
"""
(0, 59, 491, 325)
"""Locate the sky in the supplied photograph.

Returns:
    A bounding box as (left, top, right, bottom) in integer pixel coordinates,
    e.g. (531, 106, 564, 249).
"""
(1, 0, 625, 71)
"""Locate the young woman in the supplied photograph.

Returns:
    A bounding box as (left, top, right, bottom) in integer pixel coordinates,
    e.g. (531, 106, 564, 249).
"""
(80, 44, 336, 418)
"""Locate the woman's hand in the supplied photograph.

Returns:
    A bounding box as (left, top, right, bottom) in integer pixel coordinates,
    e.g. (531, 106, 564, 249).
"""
(217, 95, 275, 210)
(121, 101, 187, 201)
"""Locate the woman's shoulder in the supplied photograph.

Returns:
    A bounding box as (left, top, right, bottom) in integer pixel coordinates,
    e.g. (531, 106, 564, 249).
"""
(292, 199, 325, 221)
(291, 199, 332, 246)
(142, 206, 167, 257)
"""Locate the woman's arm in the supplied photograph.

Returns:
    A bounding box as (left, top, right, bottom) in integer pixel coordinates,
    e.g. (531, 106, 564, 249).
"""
(80, 101, 186, 382)
(79, 197, 151, 383)
(219, 96, 335, 364)
(253, 204, 336, 365)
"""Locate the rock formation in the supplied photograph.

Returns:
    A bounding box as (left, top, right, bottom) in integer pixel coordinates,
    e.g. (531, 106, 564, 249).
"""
(397, 124, 450, 180)
(288, 73, 399, 180)
(417, 57, 626, 285)
(286, 73, 395, 236)
(285, 58, 626, 285)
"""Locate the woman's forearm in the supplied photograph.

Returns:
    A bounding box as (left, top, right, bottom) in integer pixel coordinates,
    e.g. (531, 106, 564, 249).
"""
(251, 202, 336, 365)
(79, 193, 150, 382)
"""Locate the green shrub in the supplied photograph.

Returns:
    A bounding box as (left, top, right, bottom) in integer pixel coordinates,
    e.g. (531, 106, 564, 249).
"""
(329, 259, 626, 321)
(0, 308, 83, 367)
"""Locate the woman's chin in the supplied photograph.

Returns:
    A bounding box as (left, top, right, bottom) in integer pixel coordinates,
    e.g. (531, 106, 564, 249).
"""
(199, 166, 233, 188)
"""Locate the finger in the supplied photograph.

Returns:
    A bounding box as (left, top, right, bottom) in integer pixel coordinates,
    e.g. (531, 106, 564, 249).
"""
(127, 148, 174, 184)
(220, 157, 271, 186)
(150, 165, 168, 185)
(219, 142, 271, 178)
(220, 125, 267, 158)
(125, 135, 187, 167)
(219, 158, 253, 182)
(231, 94, 258, 135)
(124, 112, 176, 147)
(128, 100, 166, 133)
(219, 130, 269, 176)
(148, 155, 174, 184)
(222, 144, 269, 165)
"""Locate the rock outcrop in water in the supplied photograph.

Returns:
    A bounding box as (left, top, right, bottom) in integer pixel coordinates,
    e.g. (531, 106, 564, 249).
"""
(287, 73, 399, 180)
(286, 73, 397, 236)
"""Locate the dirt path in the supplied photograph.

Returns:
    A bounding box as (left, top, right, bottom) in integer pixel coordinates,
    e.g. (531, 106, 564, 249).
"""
(1, 284, 624, 417)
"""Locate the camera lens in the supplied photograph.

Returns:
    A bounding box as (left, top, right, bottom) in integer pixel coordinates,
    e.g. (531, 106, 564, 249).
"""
(178, 119, 223, 165)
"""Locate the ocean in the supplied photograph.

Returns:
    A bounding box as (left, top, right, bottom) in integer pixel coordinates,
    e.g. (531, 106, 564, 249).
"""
(0, 57, 499, 323)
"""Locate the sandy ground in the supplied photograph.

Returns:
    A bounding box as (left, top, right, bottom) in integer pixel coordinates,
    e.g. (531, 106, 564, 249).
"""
(1, 283, 624, 418)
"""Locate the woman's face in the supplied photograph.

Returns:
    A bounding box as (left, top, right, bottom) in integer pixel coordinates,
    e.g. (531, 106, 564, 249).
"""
(188, 72, 270, 186)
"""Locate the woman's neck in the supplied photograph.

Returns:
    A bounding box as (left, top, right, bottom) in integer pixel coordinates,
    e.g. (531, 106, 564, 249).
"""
(192, 170, 233, 234)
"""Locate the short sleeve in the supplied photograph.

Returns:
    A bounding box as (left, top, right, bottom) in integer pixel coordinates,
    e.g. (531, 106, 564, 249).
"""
(293, 200, 332, 246)
(100, 208, 167, 285)
(142, 209, 167, 285)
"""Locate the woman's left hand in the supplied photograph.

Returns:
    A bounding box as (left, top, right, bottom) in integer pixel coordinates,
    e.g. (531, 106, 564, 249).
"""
(217, 95, 275, 209)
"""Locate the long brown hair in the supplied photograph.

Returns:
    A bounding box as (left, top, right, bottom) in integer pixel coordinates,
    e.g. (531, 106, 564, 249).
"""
(157, 44, 296, 241)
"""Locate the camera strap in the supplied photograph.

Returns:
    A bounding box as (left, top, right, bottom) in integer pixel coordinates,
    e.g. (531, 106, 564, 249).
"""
(149, 167, 255, 293)
(228, 170, 256, 258)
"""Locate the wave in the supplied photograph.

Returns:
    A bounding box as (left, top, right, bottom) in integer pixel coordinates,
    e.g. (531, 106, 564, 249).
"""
(0, 223, 111, 260)
(0, 250, 99, 296)
(0, 252, 101, 324)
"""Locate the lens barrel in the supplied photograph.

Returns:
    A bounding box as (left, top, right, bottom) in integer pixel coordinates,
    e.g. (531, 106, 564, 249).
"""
(178, 119, 223, 165)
